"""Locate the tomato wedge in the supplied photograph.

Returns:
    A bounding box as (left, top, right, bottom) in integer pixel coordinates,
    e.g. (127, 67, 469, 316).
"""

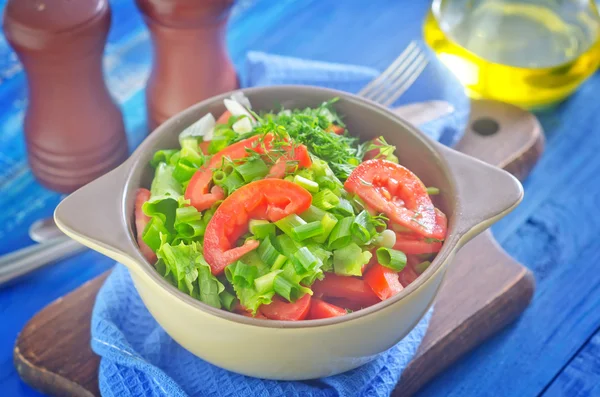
(198, 140, 211, 155)
(203, 179, 312, 274)
(260, 294, 311, 321)
(266, 144, 312, 178)
(308, 298, 347, 319)
(325, 124, 345, 135)
(134, 188, 157, 263)
(312, 274, 380, 306)
(398, 262, 419, 287)
(216, 110, 232, 125)
(344, 159, 446, 240)
(185, 134, 312, 211)
(364, 263, 404, 300)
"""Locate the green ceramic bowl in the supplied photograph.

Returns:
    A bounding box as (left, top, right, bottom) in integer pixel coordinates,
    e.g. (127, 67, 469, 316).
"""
(55, 86, 523, 380)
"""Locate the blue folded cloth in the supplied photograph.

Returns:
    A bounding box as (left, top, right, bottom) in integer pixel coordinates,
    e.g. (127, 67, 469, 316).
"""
(92, 45, 469, 397)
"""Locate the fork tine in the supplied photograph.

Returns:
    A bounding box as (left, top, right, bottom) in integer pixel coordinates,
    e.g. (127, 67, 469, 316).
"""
(364, 48, 422, 104)
(358, 41, 418, 99)
(378, 55, 428, 107)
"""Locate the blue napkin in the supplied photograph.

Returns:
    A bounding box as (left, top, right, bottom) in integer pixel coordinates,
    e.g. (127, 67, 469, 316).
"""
(92, 46, 469, 397)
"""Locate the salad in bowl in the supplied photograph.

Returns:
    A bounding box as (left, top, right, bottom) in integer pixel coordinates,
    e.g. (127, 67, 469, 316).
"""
(135, 93, 448, 321)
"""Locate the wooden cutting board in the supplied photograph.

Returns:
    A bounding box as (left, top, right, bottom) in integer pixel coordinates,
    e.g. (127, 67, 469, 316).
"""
(13, 99, 544, 397)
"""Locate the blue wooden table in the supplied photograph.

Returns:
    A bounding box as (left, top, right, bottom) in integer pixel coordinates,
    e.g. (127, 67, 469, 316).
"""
(1, 0, 599, 396)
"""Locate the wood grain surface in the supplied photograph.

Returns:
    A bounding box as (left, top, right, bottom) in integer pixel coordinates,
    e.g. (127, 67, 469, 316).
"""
(13, 99, 543, 397)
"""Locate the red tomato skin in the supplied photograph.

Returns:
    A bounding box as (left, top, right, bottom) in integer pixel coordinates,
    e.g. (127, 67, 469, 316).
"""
(312, 274, 380, 306)
(216, 110, 232, 125)
(134, 188, 157, 263)
(398, 264, 419, 287)
(260, 294, 312, 321)
(363, 138, 384, 160)
(267, 144, 312, 178)
(198, 141, 211, 154)
(393, 233, 443, 255)
(344, 159, 446, 240)
(325, 124, 345, 135)
(203, 179, 312, 274)
(364, 263, 404, 301)
(308, 298, 347, 319)
(185, 134, 312, 211)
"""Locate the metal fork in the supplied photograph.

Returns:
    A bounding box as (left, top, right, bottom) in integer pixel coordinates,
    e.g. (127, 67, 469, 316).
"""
(358, 41, 429, 107)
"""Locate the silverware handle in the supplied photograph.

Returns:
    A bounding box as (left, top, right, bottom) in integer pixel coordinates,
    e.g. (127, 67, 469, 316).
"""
(0, 237, 86, 287)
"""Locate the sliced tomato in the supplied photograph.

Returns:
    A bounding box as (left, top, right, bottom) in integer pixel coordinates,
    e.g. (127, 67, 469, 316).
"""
(308, 298, 347, 319)
(185, 134, 312, 211)
(203, 179, 312, 274)
(398, 261, 419, 287)
(266, 144, 312, 178)
(363, 137, 384, 160)
(260, 294, 312, 321)
(364, 263, 404, 301)
(312, 274, 380, 306)
(134, 188, 157, 263)
(198, 140, 211, 155)
(344, 159, 446, 240)
(325, 124, 345, 135)
(216, 110, 232, 125)
(325, 298, 367, 312)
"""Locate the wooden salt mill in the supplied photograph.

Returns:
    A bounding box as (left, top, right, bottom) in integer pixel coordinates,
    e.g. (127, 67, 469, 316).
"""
(136, 0, 239, 131)
(3, 0, 128, 193)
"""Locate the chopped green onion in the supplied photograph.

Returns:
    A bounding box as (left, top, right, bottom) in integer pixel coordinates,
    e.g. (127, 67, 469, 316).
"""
(373, 229, 396, 248)
(293, 175, 319, 193)
(291, 247, 321, 273)
(376, 247, 407, 272)
(222, 171, 244, 194)
(272, 254, 287, 270)
(225, 260, 259, 287)
(300, 205, 327, 222)
(222, 162, 235, 175)
(249, 219, 276, 239)
(219, 290, 237, 311)
(292, 221, 324, 241)
(212, 170, 227, 185)
(327, 216, 354, 250)
(415, 261, 431, 275)
(426, 187, 440, 195)
(150, 149, 178, 168)
(236, 158, 269, 182)
(275, 262, 315, 302)
(273, 276, 295, 302)
(351, 210, 377, 244)
(332, 197, 354, 217)
(258, 236, 281, 266)
(313, 213, 338, 244)
(254, 270, 283, 293)
(275, 213, 306, 237)
(306, 243, 333, 272)
(312, 189, 340, 210)
(174, 206, 205, 239)
(275, 234, 300, 256)
(333, 243, 372, 276)
(142, 216, 169, 252)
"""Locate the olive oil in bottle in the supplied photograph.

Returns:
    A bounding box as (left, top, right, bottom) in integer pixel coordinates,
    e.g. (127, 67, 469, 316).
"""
(423, 0, 600, 108)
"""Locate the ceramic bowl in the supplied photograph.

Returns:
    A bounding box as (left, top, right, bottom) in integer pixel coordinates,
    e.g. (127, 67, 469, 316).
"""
(55, 86, 523, 380)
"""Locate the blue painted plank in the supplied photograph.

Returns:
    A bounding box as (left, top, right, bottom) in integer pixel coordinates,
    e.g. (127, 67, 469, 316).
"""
(543, 328, 600, 397)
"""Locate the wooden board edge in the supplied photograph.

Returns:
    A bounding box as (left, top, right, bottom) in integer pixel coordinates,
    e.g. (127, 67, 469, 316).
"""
(395, 268, 535, 396)
(14, 345, 96, 397)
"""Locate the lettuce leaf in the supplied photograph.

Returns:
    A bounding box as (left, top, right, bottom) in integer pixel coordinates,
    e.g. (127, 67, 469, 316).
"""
(157, 241, 224, 308)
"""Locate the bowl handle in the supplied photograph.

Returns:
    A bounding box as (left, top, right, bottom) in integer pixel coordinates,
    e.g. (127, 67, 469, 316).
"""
(54, 163, 141, 266)
(436, 143, 524, 248)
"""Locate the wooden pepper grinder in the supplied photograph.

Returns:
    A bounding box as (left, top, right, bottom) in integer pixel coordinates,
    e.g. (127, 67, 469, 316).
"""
(136, 0, 239, 131)
(3, 0, 128, 193)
